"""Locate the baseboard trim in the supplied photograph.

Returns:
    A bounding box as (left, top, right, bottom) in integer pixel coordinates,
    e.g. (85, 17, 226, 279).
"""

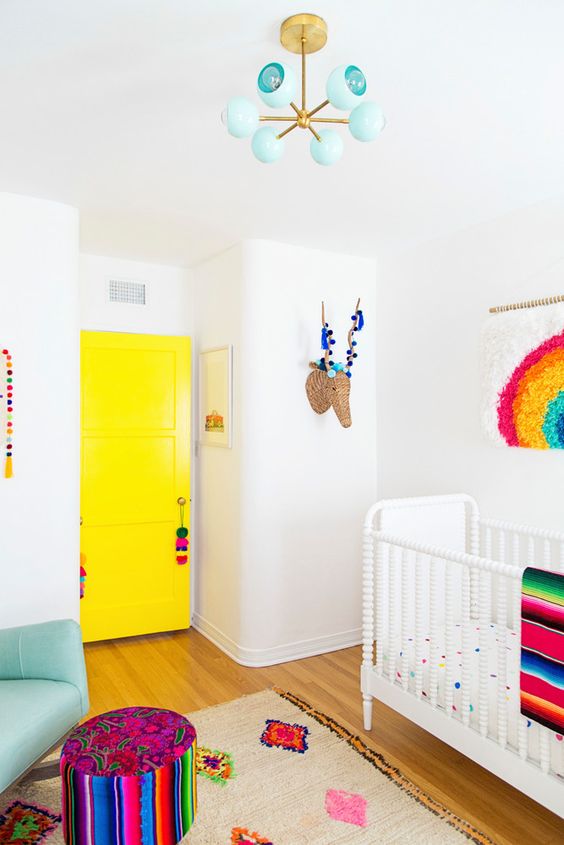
(192, 612, 361, 668)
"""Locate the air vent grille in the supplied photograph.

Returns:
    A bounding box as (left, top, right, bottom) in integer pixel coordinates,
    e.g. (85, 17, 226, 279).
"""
(108, 278, 146, 305)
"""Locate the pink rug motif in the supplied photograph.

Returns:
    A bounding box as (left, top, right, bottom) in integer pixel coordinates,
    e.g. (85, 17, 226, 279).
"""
(325, 789, 367, 828)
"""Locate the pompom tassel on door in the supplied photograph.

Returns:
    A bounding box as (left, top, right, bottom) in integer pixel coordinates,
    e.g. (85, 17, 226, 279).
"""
(176, 496, 189, 565)
(1, 349, 14, 477)
(80, 553, 87, 599)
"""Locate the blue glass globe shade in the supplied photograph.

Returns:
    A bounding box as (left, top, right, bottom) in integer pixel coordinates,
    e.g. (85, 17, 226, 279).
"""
(326, 64, 367, 110)
(257, 61, 296, 108)
(345, 65, 367, 97)
(310, 129, 344, 166)
(258, 62, 284, 93)
(348, 101, 386, 142)
(223, 97, 259, 138)
(251, 126, 285, 163)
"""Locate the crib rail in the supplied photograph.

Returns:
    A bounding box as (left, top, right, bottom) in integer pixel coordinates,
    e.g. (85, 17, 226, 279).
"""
(362, 497, 564, 789)
(480, 517, 564, 574)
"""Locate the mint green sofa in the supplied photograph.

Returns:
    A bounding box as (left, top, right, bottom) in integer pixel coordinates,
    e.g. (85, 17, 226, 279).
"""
(0, 619, 89, 793)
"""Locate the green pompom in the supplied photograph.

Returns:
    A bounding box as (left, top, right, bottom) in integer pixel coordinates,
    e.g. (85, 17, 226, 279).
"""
(176, 527, 189, 538)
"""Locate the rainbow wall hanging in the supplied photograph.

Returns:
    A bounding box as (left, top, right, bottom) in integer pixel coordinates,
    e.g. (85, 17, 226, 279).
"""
(1, 348, 13, 476)
(482, 304, 564, 449)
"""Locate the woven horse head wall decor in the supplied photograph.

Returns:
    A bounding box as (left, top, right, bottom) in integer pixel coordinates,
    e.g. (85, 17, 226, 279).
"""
(305, 299, 364, 428)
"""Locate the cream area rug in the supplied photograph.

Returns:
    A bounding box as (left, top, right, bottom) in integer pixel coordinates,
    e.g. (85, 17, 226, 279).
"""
(0, 689, 496, 845)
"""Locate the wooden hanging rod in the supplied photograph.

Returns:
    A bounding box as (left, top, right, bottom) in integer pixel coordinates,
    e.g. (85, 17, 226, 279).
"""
(489, 294, 564, 314)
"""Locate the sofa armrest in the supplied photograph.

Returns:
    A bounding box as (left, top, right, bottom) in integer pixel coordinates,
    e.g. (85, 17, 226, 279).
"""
(0, 619, 89, 716)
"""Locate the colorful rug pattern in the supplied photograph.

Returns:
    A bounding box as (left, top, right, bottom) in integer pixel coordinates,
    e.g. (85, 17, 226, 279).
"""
(521, 567, 564, 733)
(0, 689, 496, 845)
(0, 802, 60, 845)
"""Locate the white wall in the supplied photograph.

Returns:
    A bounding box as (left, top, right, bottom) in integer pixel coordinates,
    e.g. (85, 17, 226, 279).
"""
(193, 240, 378, 665)
(192, 244, 245, 650)
(0, 193, 79, 628)
(376, 196, 564, 532)
(80, 254, 192, 335)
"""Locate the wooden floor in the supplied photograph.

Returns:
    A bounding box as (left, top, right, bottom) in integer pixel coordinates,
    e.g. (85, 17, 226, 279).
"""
(85, 629, 563, 845)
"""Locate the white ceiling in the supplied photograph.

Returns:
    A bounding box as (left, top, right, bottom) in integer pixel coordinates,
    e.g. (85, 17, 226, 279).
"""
(1, 0, 563, 268)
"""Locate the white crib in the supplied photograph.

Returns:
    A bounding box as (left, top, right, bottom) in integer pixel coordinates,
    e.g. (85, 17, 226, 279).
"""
(361, 494, 564, 818)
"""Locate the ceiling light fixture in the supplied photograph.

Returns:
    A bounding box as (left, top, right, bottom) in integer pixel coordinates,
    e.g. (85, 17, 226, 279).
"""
(222, 13, 386, 165)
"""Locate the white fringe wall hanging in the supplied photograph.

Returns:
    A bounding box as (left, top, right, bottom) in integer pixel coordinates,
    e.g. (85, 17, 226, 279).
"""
(482, 296, 564, 449)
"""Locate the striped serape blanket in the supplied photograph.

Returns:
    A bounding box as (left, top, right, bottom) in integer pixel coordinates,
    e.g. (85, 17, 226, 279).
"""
(520, 566, 564, 733)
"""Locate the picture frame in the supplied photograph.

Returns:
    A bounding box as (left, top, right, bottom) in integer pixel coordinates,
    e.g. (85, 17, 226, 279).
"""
(199, 345, 233, 448)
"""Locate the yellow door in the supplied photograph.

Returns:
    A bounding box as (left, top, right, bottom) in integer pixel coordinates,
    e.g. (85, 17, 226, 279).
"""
(80, 332, 191, 642)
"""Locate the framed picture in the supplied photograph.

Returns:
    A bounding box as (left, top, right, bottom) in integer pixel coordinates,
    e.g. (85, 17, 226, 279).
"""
(199, 345, 233, 448)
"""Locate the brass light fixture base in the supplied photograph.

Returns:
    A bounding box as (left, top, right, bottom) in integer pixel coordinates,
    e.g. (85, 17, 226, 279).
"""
(280, 13, 328, 54)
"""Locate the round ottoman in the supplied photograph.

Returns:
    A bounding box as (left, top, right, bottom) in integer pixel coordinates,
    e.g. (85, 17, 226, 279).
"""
(60, 707, 197, 845)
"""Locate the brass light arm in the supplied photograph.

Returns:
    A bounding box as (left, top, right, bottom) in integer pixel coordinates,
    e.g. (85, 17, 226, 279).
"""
(308, 125, 322, 142)
(307, 99, 330, 118)
(301, 33, 306, 110)
(290, 101, 301, 115)
(276, 121, 298, 140)
(260, 115, 301, 122)
(310, 117, 350, 124)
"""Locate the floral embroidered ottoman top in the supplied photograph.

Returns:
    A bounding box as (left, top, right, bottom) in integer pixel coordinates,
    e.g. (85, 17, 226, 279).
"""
(61, 707, 197, 777)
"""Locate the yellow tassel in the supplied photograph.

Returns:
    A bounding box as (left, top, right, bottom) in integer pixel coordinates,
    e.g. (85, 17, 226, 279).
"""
(4, 456, 12, 478)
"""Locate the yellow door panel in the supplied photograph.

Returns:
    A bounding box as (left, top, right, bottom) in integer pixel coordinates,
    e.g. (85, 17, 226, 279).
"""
(80, 332, 190, 643)
(82, 436, 176, 525)
(82, 347, 177, 431)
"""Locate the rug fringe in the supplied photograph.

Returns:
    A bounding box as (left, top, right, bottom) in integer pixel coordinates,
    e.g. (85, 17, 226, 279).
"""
(272, 687, 497, 845)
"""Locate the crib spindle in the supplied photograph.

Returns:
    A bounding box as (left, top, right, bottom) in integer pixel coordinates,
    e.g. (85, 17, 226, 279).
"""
(484, 525, 492, 558)
(540, 728, 551, 774)
(518, 716, 528, 761)
(361, 525, 375, 730)
(543, 538, 551, 571)
(361, 527, 375, 662)
(512, 534, 521, 631)
(511, 532, 520, 567)
(388, 545, 397, 683)
(415, 553, 424, 699)
(478, 570, 491, 738)
(375, 540, 385, 677)
(527, 535, 535, 567)
(429, 558, 439, 708)
(513, 576, 528, 761)
(461, 566, 471, 726)
(475, 526, 492, 620)
(401, 548, 409, 692)
(444, 562, 454, 718)
(498, 529, 505, 564)
(496, 570, 508, 748)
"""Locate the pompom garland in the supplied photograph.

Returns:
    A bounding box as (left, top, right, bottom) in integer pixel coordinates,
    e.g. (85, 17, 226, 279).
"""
(313, 299, 364, 381)
(305, 299, 364, 428)
(1, 348, 13, 477)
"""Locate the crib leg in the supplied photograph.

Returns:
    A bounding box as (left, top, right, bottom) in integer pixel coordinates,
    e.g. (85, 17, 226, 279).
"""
(363, 694, 373, 731)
